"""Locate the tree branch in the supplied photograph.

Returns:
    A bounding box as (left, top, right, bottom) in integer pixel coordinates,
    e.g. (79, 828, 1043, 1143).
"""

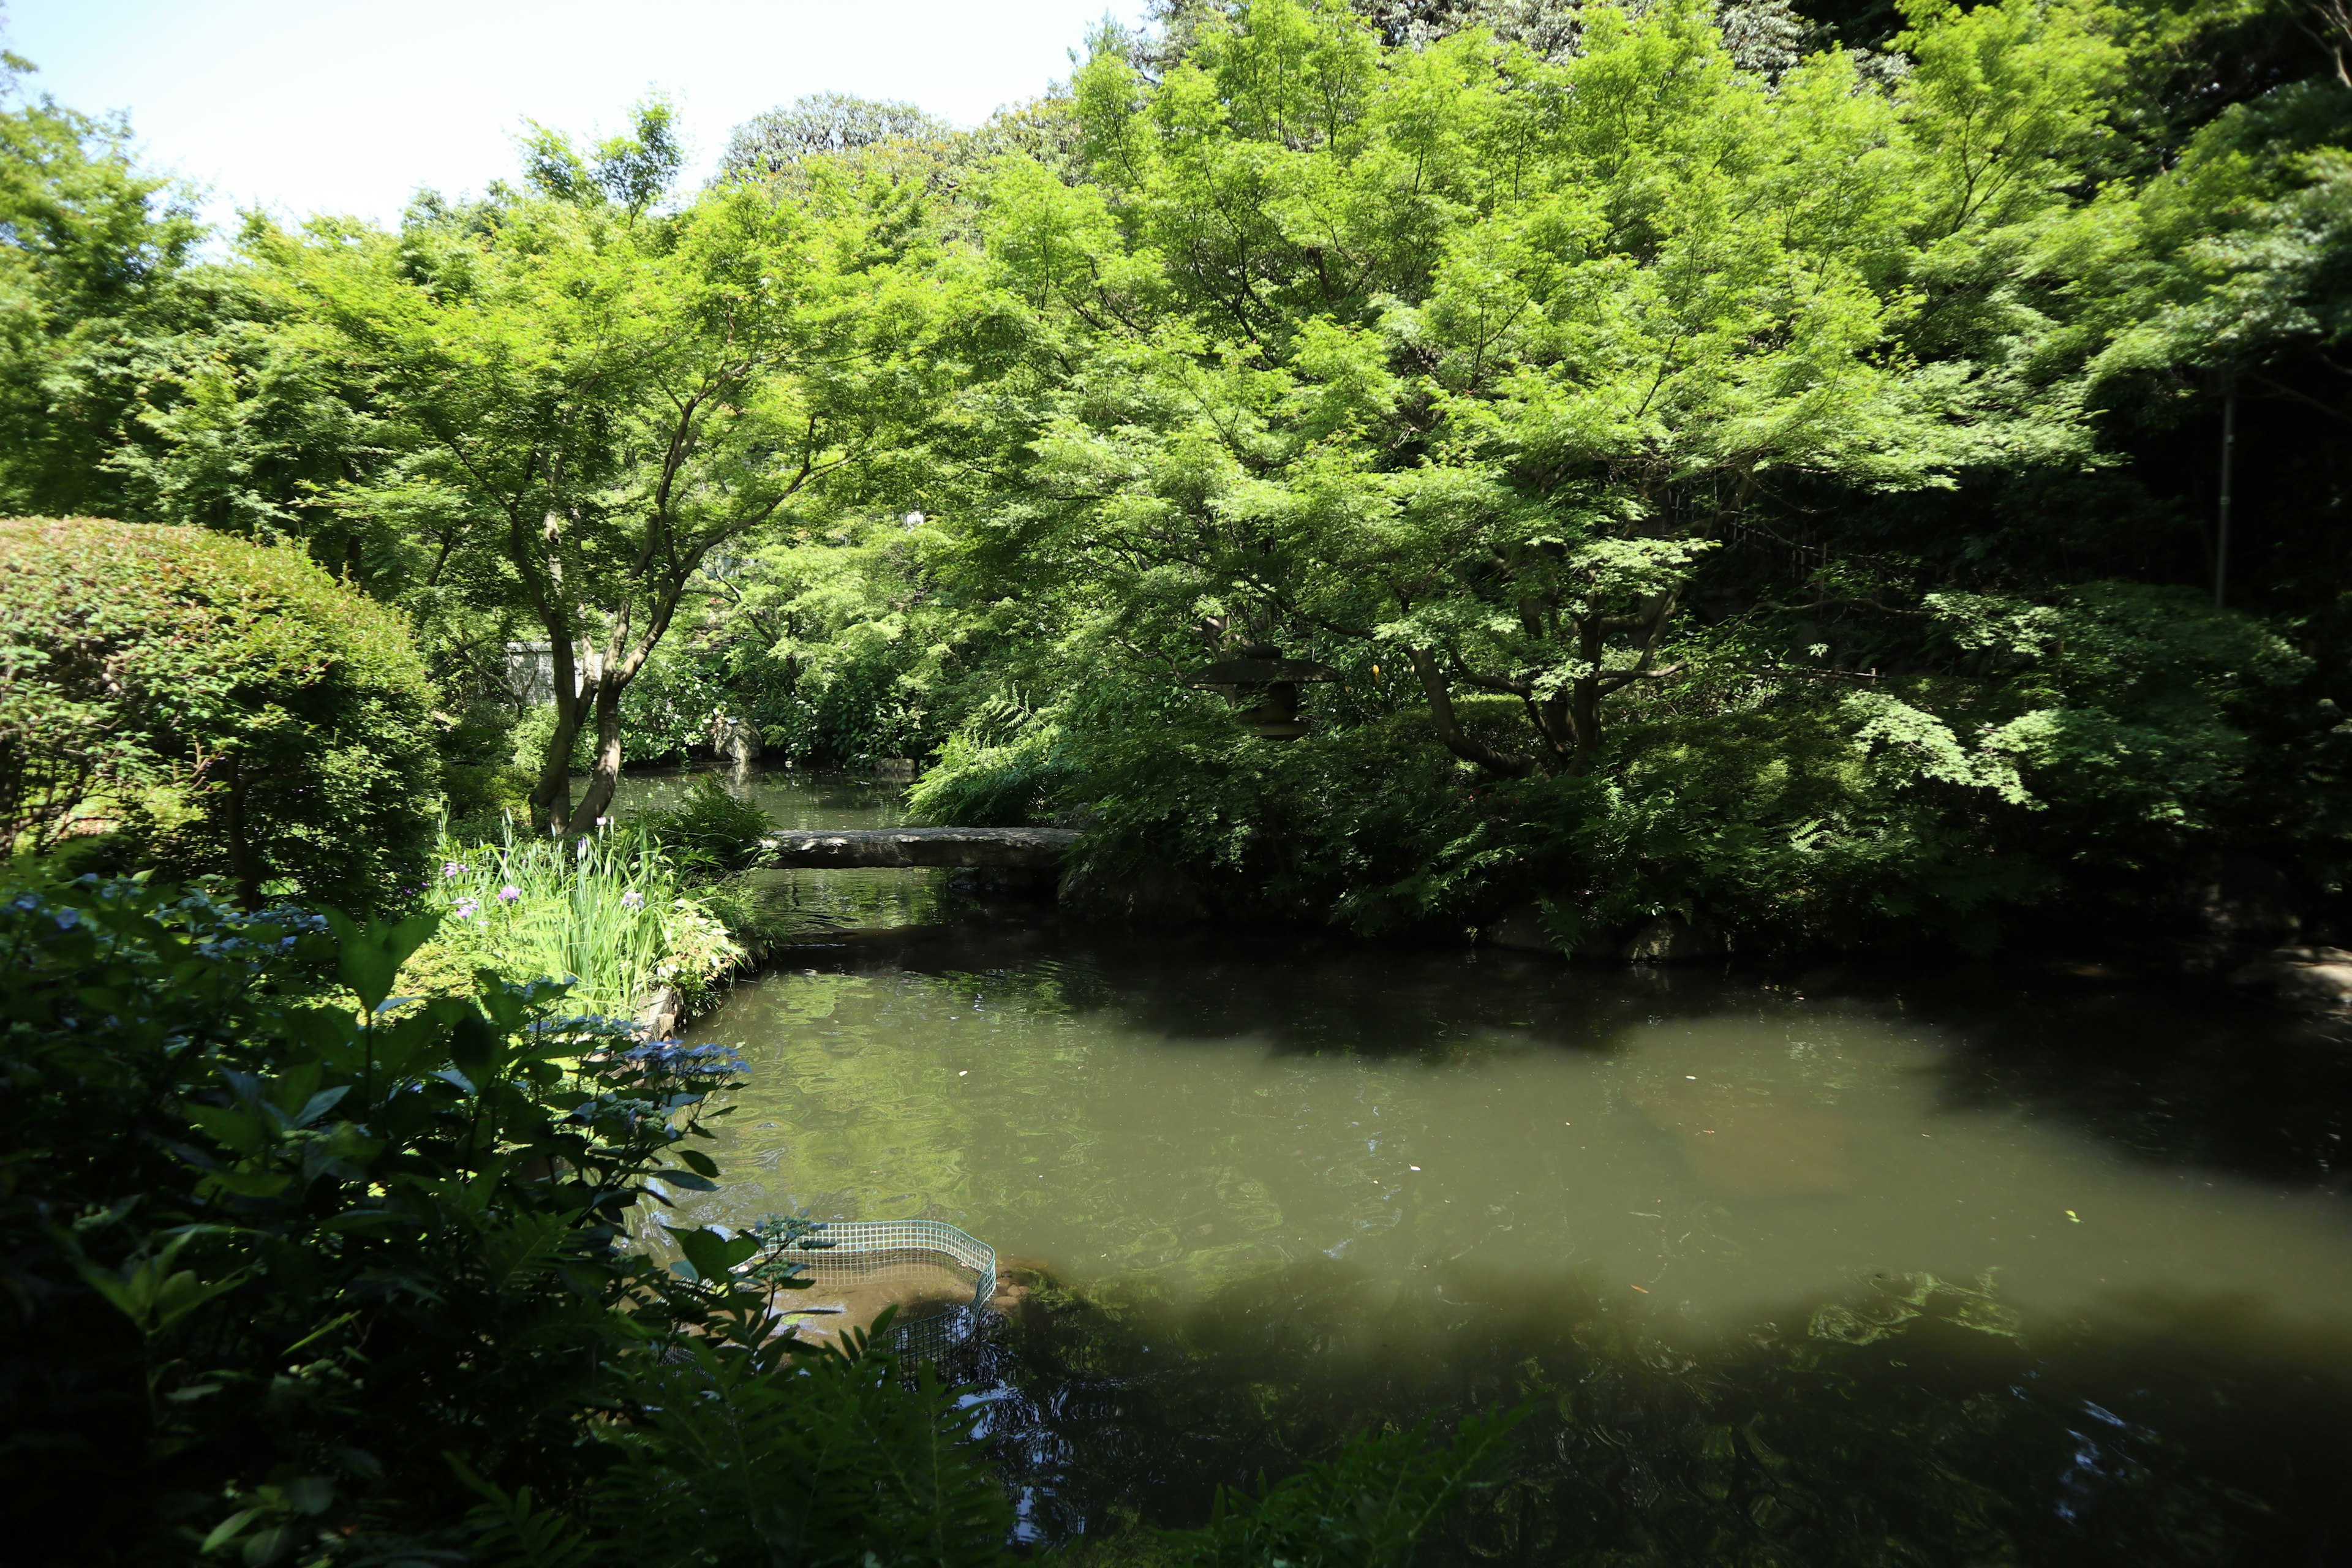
(1408, 647, 1533, 778)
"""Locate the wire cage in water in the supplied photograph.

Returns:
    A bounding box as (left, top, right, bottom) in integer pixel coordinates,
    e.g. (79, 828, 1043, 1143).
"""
(782, 1219, 997, 1362)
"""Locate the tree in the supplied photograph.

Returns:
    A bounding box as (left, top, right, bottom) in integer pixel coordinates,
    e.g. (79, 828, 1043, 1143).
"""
(0, 51, 200, 517)
(946, 0, 2120, 779)
(719, 91, 954, 182)
(277, 103, 952, 830)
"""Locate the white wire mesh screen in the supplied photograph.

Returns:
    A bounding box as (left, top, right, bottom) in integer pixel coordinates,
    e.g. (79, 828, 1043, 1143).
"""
(789, 1218, 997, 1308)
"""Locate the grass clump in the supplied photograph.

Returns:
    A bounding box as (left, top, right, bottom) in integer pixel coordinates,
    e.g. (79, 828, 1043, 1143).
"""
(407, 821, 742, 1017)
(632, 772, 776, 872)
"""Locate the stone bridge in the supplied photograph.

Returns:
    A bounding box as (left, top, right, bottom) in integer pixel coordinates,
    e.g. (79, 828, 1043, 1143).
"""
(764, 826, 1080, 870)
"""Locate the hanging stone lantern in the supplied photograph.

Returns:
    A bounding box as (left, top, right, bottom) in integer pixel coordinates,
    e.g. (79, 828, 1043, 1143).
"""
(1186, 645, 1343, 741)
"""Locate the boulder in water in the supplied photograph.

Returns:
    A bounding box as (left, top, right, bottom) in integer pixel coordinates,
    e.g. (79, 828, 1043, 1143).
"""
(2229, 946, 2352, 1016)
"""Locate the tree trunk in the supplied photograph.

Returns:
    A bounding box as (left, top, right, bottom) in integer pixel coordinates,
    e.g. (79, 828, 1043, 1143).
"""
(570, 677, 627, 831)
(1566, 612, 1605, 776)
(527, 638, 582, 834)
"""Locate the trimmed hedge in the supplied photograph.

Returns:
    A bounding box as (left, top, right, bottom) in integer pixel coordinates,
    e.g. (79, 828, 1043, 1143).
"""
(0, 517, 438, 909)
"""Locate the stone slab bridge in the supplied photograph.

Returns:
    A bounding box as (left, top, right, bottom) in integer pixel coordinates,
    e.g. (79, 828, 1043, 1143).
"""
(764, 826, 1080, 870)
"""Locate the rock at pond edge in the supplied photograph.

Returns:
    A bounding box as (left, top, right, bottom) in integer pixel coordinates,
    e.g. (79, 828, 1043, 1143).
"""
(2229, 946, 2352, 1017)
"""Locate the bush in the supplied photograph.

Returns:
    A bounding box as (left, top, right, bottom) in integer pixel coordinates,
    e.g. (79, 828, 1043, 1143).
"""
(0, 873, 1012, 1566)
(908, 725, 1073, 827)
(915, 579, 2329, 954)
(511, 699, 595, 774)
(0, 517, 440, 910)
(443, 759, 536, 828)
(619, 635, 733, 765)
(1164, 1409, 1526, 1568)
(633, 772, 777, 872)
(753, 630, 939, 767)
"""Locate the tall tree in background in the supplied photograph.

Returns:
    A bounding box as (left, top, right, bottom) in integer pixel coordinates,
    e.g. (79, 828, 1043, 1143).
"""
(280, 104, 951, 829)
(0, 50, 198, 516)
(719, 91, 954, 181)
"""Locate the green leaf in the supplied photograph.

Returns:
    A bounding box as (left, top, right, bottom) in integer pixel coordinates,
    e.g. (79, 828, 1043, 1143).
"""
(290, 1086, 350, 1128)
(200, 1507, 263, 1554)
(323, 910, 395, 1013)
(447, 1009, 502, 1090)
(323, 908, 443, 1012)
(281, 1476, 335, 1516)
(186, 1104, 266, 1156)
(673, 1226, 758, 1281)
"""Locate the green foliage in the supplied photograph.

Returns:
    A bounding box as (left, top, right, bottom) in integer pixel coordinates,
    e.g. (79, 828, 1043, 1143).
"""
(9, 0, 2351, 954)
(0, 879, 837, 1561)
(445, 759, 540, 837)
(271, 121, 960, 833)
(910, 722, 1075, 827)
(511, 700, 597, 775)
(13, 17, 2346, 1558)
(0, 517, 440, 911)
(916, 570, 2320, 949)
(521, 96, 684, 217)
(414, 823, 744, 1016)
(948, 0, 2079, 783)
(720, 91, 956, 181)
(617, 633, 735, 764)
(3, 871, 1514, 1565)
(706, 514, 963, 767)
(0, 56, 200, 518)
(1166, 1408, 1528, 1568)
(631, 773, 778, 873)
(881, 0, 2352, 948)
(587, 1340, 1015, 1567)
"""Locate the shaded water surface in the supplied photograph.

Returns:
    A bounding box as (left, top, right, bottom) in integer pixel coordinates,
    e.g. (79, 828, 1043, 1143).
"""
(666, 775, 2352, 1562)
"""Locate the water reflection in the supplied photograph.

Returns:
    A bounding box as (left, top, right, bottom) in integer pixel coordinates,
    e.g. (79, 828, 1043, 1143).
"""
(612, 766, 952, 937)
(612, 764, 908, 831)
(673, 892, 2352, 1560)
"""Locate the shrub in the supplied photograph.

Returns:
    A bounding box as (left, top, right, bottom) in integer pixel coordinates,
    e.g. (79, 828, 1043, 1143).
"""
(511, 698, 595, 773)
(442, 758, 537, 835)
(1164, 1409, 1527, 1567)
(633, 772, 777, 872)
(908, 725, 1073, 828)
(0, 872, 1013, 1566)
(0, 516, 440, 910)
(619, 635, 733, 764)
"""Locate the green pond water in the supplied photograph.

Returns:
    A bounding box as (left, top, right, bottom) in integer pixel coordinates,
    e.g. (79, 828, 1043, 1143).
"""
(625, 769, 2352, 1563)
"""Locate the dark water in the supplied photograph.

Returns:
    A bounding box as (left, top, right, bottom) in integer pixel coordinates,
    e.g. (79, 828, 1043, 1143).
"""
(655, 770, 2352, 1564)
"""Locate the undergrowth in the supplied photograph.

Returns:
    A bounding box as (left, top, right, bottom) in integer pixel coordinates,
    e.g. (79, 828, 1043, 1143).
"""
(405, 821, 742, 1016)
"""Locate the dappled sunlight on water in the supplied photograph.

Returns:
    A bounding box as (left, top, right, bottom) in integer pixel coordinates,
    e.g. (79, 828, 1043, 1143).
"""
(679, 946, 2352, 1348)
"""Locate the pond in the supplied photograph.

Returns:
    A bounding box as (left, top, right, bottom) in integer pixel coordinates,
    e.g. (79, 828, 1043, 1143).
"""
(616, 765, 941, 933)
(644, 771, 2352, 1563)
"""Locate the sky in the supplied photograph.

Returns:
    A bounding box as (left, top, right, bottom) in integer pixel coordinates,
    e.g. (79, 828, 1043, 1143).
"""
(4, 0, 1148, 232)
